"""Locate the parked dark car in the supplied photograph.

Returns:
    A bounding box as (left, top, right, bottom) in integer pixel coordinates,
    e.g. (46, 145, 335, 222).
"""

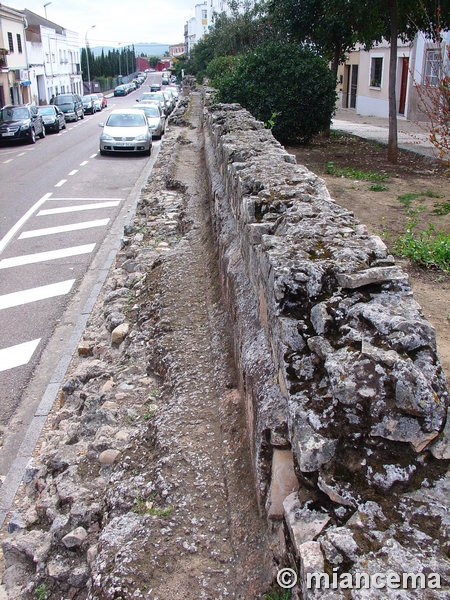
(0, 104, 46, 143)
(114, 85, 128, 97)
(37, 105, 66, 133)
(150, 83, 161, 92)
(82, 95, 96, 114)
(53, 93, 84, 121)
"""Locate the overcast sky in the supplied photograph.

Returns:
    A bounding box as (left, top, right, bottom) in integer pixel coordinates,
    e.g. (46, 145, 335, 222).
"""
(19, 0, 193, 46)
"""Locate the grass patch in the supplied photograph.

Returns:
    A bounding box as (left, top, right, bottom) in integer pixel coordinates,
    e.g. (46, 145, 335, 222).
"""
(262, 589, 291, 600)
(134, 494, 173, 517)
(369, 183, 389, 192)
(432, 201, 450, 215)
(393, 221, 450, 272)
(325, 161, 388, 182)
(398, 190, 444, 210)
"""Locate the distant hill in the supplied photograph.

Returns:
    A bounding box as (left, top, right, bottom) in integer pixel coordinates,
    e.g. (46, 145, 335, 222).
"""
(90, 43, 170, 57)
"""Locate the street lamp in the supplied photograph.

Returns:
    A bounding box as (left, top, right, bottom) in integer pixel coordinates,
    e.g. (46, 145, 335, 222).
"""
(118, 42, 122, 81)
(43, 2, 51, 19)
(85, 25, 96, 94)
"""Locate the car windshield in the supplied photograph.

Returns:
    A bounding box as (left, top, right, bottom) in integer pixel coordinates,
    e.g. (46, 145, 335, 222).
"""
(82, 97, 92, 102)
(1, 107, 29, 121)
(54, 95, 73, 105)
(37, 107, 55, 115)
(133, 106, 160, 118)
(106, 113, 146, 127)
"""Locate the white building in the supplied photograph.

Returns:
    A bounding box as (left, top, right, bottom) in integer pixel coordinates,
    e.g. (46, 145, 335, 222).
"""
(23, 9, 82, 105)
(0, 3, 29, 106)
(185, 0, 255, 53)
(336, 30, 450, 122)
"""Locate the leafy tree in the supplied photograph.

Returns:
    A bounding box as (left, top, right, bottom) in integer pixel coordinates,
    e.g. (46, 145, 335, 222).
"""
(267, 0, 355, 77)
(147, 55, 161, 68)
(187, 1, 276, 82)
(215, 42, 337, 143)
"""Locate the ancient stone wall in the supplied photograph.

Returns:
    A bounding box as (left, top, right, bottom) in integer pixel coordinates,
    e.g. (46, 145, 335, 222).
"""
(202, 101, 450, 597)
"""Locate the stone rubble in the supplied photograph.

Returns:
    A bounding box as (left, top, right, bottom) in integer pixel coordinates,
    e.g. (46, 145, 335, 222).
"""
(1, 90, 450, 600)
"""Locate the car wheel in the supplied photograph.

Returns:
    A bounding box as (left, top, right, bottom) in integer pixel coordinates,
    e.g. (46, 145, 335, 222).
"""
(145, 146, 151, 156)
(40, 126, 46, 139)
(29, 128, 36, 144)
(55, 123, 60, 133)
(81, 111, 85, 119)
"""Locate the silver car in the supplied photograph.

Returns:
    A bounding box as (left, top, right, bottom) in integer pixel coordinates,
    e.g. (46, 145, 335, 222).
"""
(99, 109, 152, 156)
(130, 103, 166, 138)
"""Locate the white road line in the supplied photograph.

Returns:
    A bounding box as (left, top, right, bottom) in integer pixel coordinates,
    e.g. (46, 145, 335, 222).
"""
(46, 197, 123, 202)
(19, 218, 110, 239)
(0, 279, 75, 310)
(81, 160, 89, 165)
(0, 193, 52, 255)
(3, 159, 13, 164)
(68, 170, 78, 176)
(89, 155, 97, 159)
(0, 339, 41, 372)
(55, 180, 67, 187)
(37, 201, 120, 216)
(0, 243, 96, 269)
(17, 152, 26, 157)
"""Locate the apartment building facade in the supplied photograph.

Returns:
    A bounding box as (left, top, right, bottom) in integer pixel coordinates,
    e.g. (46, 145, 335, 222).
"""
(0, 3, 30, 107)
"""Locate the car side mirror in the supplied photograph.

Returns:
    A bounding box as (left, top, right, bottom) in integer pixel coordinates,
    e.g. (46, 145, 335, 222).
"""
(99, 123, 104, 127)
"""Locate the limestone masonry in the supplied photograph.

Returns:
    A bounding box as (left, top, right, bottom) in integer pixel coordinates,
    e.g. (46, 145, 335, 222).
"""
(2, 90, 450, 599)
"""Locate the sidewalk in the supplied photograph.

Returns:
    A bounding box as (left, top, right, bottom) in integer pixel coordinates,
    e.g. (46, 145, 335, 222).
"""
(331, 107, 439, 160)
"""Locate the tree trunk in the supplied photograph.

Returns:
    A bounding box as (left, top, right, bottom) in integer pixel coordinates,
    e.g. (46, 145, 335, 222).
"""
(388, 0, 398, 163)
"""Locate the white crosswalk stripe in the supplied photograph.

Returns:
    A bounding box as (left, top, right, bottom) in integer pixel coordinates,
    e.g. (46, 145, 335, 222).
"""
(0, 280, 75, 310)
(37, 201, 120, 216)
(19, 218, 110, 239)
(0, 244, 96, 269)
(0, 339, 41, 372)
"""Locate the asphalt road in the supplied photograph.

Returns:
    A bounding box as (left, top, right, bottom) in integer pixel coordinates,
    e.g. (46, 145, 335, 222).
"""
(0, 73, 164, 488)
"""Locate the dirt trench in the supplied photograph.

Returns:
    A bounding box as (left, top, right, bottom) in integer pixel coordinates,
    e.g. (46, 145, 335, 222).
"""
(119, 94, 274, 598)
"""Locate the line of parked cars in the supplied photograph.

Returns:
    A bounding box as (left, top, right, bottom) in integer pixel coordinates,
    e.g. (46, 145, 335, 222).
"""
(98, 85, 179, 157)
(113, 75, 146, 97)
(0, 91, 109, 145)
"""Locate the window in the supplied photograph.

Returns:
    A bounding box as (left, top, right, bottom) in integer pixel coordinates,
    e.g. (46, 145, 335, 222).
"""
(16, 34, 22, 53)
(7, 32, 14, 53)
(424, 49, 441, 86)
(370, 57, 383, 88)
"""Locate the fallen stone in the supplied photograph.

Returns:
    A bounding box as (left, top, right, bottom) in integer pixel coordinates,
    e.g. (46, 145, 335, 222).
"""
(336, 266, 406, 289)
(111, 322, 130, 345)
(99, 449, 120, 465)
(62, 526, 88, 548)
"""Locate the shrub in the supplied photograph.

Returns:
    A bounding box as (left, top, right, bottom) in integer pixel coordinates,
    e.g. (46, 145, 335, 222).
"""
(206, 56, 238, 89)
(214, 42, 337, 143)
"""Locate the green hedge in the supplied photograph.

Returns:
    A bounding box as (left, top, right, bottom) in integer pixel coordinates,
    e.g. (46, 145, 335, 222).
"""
(214, 42, 337, 143)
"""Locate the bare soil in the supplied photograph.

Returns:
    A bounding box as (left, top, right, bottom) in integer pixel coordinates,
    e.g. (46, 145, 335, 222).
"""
(285, 134, 450, 382)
